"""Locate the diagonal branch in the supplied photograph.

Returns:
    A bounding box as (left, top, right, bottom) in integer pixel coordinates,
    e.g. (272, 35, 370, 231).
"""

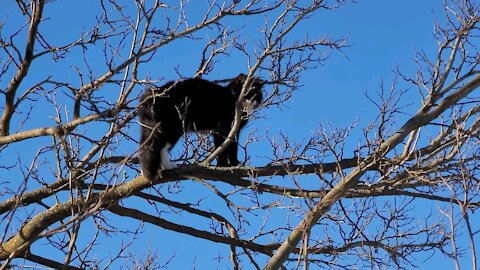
(265, 73, 480, 269)
(0, 109, 114, 146)
(108, 204, 276, 255)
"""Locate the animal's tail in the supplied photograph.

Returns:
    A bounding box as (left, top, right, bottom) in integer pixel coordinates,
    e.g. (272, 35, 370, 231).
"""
(138, 97, 160, 181)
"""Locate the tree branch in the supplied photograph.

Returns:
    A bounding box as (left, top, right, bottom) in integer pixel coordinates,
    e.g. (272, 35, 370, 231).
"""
(0, 0, 45, 136)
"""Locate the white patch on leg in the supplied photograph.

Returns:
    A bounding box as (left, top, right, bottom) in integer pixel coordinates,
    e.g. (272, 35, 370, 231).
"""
(160, 143, 177, 170)
(244, 100, 258, 116)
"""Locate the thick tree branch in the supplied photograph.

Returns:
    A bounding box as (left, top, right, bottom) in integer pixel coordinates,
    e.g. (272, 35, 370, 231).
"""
(0, 158, 361, 215)
(265, 73, 480, 269)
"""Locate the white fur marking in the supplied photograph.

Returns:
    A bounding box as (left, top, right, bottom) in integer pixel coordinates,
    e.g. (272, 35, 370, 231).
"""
(245, 100, 257, 116)
(160, 143, 177, 170)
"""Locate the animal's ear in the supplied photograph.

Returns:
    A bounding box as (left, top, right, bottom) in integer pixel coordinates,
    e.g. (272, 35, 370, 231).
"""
(234, 73, 247, 86)
(254, 77, 266, 86)
(237, 73, 247, 80)
(228, 73, 248, 94)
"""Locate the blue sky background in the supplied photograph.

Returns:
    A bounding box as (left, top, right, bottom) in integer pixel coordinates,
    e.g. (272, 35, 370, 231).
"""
(2, 0, 477, 269)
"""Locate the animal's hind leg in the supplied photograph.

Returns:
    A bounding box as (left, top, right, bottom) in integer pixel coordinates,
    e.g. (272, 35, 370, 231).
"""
(139, 130, 163, 181)
(140, 134, 178, 180)
(159, 142, 177, 170)
(158, 129, 182, 170)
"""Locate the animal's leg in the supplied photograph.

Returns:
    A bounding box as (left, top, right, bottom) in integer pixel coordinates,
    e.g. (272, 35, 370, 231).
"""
(159, 142, 177, 170)
(139, 129, 163, 181)
(213, 133, 239, 166)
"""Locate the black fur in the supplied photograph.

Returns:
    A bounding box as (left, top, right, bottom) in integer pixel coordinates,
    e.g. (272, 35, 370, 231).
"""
(138, 73, 264, 181)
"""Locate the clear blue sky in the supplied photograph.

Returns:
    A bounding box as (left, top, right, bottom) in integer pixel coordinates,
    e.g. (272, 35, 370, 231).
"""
(2, 0, 475, 269)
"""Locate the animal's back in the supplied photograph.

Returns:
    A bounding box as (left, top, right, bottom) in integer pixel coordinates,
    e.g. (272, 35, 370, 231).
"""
(152, 78, 236, 132)
(166, 78, 233, 105)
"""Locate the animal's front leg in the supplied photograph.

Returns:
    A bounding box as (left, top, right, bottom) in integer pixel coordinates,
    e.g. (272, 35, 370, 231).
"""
(213, 133, 239, 166)
(225, 140, 240, 166)
(213, 133, 229, 166)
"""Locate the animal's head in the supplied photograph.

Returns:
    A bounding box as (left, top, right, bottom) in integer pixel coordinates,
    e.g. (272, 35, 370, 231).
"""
(228, 73, 264, 114)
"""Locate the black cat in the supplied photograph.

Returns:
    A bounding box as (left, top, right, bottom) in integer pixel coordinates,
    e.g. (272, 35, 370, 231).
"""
(138, 73, 264, 181)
